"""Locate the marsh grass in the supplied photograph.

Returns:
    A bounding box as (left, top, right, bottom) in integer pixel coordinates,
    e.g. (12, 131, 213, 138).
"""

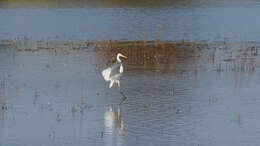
(1, 79, 8, 111)
(1, 38, 259, 74)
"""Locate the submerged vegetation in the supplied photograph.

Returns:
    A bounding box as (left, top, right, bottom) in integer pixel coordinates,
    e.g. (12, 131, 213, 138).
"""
(1, 38, 258, 75)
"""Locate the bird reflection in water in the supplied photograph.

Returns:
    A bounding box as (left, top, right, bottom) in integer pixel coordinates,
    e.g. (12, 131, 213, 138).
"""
(104, 105, 125, 137)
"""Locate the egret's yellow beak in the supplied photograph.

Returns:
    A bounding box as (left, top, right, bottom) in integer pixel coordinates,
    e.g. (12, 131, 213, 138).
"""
(121, 54, 127, 59)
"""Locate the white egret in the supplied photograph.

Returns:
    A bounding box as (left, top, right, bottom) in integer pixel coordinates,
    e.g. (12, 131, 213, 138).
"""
(102, 53, 127, 89)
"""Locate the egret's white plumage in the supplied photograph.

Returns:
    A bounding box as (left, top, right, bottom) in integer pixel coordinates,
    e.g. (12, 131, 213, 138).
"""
(102, 53, 127, 89)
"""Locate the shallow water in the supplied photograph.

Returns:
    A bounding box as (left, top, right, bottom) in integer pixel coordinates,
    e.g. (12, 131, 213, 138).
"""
(1, 0, 260, 145)
(1, 0, 260, 41)
(0, 41, 260, 146)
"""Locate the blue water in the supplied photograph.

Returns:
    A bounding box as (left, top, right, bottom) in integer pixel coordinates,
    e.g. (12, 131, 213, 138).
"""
(1, 41, 260, 146)
(1, 1, 260, 145)
(1, 1, 260, 41)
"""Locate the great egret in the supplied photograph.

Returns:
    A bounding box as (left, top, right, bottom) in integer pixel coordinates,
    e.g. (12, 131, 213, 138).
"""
(102, 53, 127, 89)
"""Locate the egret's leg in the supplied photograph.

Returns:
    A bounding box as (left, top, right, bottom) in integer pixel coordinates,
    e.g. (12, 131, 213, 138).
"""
(109, 80, 115, 88)
(116, 80, 120, 90)
(119, 90, 127, 105)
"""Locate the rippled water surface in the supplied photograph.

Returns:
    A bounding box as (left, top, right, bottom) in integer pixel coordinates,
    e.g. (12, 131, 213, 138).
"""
(1, 0, 260, 145)
(1, 0, 260, 41)
(0, 41, 260, 146)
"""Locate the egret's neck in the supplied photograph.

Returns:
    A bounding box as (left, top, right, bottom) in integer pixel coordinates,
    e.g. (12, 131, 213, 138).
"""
(119, 64, 123, 73)
(117, 55, 121, 62)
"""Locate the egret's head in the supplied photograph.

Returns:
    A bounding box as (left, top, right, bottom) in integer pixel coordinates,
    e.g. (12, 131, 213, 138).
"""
(117, 53, 127, 62)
